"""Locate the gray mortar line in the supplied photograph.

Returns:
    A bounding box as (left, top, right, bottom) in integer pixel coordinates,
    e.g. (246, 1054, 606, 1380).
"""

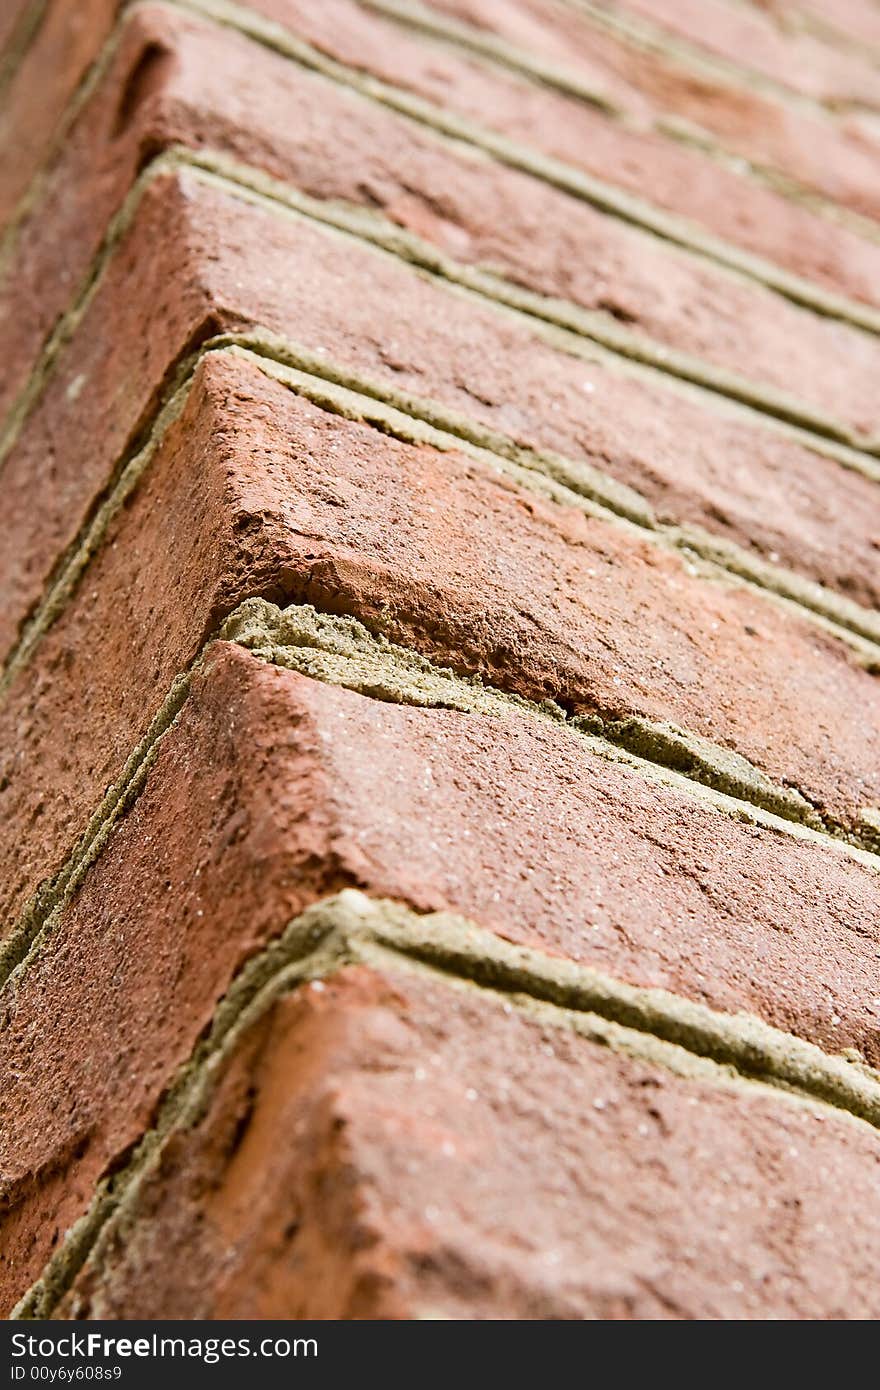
(4, 332, 880, 858)
(11, 299, 880, 693)
(11, 103, 880, 492)
(221, 593, 880, 853)
(557, 0, 880, 240)
(364, 0, 627, 117)
(563, 0, 836, 113)
(12, 888, 880, 1319)
(9, 131, 880, 500)
(2, 317, 880, 880)
(182, 145, 880, 466)
(8, 903, 352, 1321)
(5, 309, 880, 701)
(3, 180, 873, 683)
(3, 0, 880, 446)
(3, 148, 880, 691)
(793, 5, 880, 68)
(0, 656, 199, 991)
(6, 601, 880, 1308)
(1, 0, 876, 1314)
(0, 153, 183, 474)
(175, 0, 880, 334)
(356, 898, 880, 1122)
(0, 338, 204, 696)
(6, 589, 880, 1012)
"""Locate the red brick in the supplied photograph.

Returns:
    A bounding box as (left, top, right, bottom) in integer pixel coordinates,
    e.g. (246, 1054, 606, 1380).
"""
(3, 353, 880, 950)
(595, 0, 880, 105)
(5, 2, 880, 430)
(3, 0, 878, 1329)
(0, 173, 223, 661)
(792, 0, 880, 49)
(130, 360, 880, 833)
(0, 4, 184, 420)
(2, 640, 880, 1311)
(0, 647, 348, 1309)
(406, 0, 880, 222)
(0, 353, 257, 931)
(7, 4, 880, 490)
(5, 165, 880, 680)
(56, 962, 880, 1320)
(234, 0, 880, 307)
(0, 0, 118, 228)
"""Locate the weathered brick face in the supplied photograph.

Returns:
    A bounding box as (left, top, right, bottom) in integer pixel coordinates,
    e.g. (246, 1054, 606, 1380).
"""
(1, 0, 879, 1321)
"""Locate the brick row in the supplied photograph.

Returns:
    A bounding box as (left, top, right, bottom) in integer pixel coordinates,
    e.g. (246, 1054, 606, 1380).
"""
(0, 2, 167, 423)
(9, 878, 880, 1318)
(212, 0, 880, 309)
(585, 0, 880, 106)
(6, 3, 880, 488)
(0, 0, 34, 62)
(4, 345, 880, 951)
(383, 0, 880, 222)
(5, 164, 880, 689)
(5, 0, 879, 1329)
(3, 635, 880, 1313)
(0, 0, 118, 229)
(3, 347, 880, 989)
(787, 0, 880, 51)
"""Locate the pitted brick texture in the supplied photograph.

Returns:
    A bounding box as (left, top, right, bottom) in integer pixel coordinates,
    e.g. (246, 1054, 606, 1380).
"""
(59, 963, 880, 1320)
(5, 167, 880, 669)
(4, 351, 880, 945)
(9, 3, 880, 444)
(2, 0, 880, 1321)
(4, 638, 880, 1306)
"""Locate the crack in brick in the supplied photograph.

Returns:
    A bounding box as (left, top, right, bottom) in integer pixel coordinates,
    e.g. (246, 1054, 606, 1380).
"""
(176, 0, 880, 328)
(4, 294, 880, 730)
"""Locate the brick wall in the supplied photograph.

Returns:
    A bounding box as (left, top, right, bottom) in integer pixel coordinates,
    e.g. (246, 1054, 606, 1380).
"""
(1, 0, 880, 1320)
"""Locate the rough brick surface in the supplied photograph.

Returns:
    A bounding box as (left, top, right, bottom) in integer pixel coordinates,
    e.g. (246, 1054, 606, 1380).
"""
(0, 648, 348, 1307)
(0, 0, 33, 58)
(791, 0, 880, 48)
(234, 0, 880, 307)
(59, 964, 880, 1320)
(5, 165, 880, 677)
(4, 640, 880, 1305)
(0, 174, 220, 661)
(3, 0, 880, 1322)
(598, 0, 880, 104)
(410, 0, 880, 218)
(4, 351, 880, 951)
(9, 4, 880, 446)
(0, 3, 180, 420)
